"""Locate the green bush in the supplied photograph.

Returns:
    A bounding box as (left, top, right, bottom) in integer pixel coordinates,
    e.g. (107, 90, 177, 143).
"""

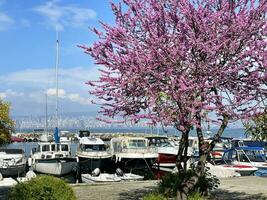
(142, 193, 167, 200)
(188, 192, 206, 200)
(8, 175, 77, 200)
(158, 167, 219, 198)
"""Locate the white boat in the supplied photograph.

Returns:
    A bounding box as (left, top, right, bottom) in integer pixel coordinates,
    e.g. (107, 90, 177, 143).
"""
(110, 136, 158, 173)
(206, 162, 241, 178)
(29, 142, 77, 176)
(0, 149, 26, 177)
(16, 170, 37, 183)
(221, 146, 264, 175)
(0, 176, 17, 187)
(81, 173, 121, 183)
(146, 136, 194, 173)
(77, 136, 113, 173)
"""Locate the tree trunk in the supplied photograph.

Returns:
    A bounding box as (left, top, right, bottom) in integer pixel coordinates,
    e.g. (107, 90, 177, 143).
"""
(176, 129, 190, 173)
(176, 115, 229, 199)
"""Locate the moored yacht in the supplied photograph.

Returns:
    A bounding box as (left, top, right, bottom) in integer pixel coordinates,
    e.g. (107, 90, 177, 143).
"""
(29, 142, 77, 176)
(110, 136, 158, 174)
(0, 149, 26, 177)
(77, 136, 113, 173)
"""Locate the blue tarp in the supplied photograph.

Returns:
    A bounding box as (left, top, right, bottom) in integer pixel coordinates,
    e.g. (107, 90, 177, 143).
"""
(54, 127, 60, 143)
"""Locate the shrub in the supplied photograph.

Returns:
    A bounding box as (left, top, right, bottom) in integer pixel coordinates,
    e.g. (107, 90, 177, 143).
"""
(188, 192, 206, 200)
(8, 175, 77, 200)
(158, 167, 219, 198)
(142, 193, 167, 200)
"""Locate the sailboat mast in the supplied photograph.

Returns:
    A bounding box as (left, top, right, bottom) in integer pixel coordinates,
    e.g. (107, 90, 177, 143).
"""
(55, 30, 59, 128)
(45, 93, 48, 135)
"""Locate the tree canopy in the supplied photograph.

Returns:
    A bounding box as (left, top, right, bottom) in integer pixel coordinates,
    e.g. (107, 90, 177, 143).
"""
(0, 99, 14, 144)
(81, 0, 266, 199)
(244, 111, 267, 141)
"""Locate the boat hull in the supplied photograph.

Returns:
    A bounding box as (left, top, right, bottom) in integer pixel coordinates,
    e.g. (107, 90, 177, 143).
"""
(114, 156, 157, 175)
(0, 163, 26, 177)
(78, 156, 113, 173)
(32, 158, 77, 176)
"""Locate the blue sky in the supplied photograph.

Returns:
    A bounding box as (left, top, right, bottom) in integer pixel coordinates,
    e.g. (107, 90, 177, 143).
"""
(0, 0, 118, 116)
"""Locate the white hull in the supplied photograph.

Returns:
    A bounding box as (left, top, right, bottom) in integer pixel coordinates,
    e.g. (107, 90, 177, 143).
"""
(82, 173, 121, 183)
(32, 159, 77, 176)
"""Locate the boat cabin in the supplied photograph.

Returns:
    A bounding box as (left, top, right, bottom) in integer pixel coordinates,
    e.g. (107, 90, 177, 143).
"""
(145, 136, 173, 147)
(223, 147, 266, 163)
(32, 143, 71, 159)
(110, 137, 149, 153)
(78, 137, 107, 152)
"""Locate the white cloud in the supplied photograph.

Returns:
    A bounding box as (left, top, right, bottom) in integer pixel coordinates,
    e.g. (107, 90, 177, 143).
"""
(34, 0, 96, 30)
(0, 66, 98, 115)
(0, 92, 6, 99)
(46, 88, 66, 98)
(0, 90, 24, 98)
(0, 12, 14, 31)
(46, 88, 92, 105)
(0, 66, 99, 88)
(67, 93, 91, 105)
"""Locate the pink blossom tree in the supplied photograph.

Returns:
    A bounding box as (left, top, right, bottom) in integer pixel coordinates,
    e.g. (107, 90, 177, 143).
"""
(81, 0, 267, 199)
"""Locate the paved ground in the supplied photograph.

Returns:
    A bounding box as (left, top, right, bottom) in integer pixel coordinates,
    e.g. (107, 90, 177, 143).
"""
(209, 176, 267, 200)
(72, 180, 158, 200)
(1, 176, 267, 199)
(72, 176, 267, 200)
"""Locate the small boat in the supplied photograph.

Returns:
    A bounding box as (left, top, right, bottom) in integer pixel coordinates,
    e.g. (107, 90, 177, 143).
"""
(0, 176, 17, 187)
(114, 168, 144, 181)
(146, 136, 194, 175)
(81, 173, 121, 183)
(221, 146, 265, 175)
(0, 149, 26, 177)
(16, 170, 37, 183)
(29, 142, 77, 176)
(10, 135, 24, 143)
(206, 162, 241, 178)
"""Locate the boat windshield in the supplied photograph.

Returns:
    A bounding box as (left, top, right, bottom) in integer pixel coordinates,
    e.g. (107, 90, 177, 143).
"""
(149, 138, 172, 147)
(83, 144, 106, 151)
(243, 149, 266, 162)
(128, 140, 147, 148)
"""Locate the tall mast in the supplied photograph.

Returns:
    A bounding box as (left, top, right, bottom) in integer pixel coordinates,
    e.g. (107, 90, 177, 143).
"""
(55, 29, 59, 128)
(45, 93, 48, 135)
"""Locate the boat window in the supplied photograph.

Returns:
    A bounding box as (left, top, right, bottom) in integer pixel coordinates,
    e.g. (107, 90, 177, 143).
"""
(223, 151, 229, 160)
(237, 151, 250, 162)
(46, 155, 52, 159)
(244, 150, 266, 162)
(42, 145, 50, 152)
(55, 154, 64, 158)
(128, 140, 146, 148)
(84, 144, 106, 151)
(61, 144, 69, 151)
(112, 142, 122, 152)
(51, 144, 56, 151)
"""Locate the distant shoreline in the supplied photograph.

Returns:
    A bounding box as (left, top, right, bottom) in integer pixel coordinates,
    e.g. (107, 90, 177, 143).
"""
(15, 127, 246, 138)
